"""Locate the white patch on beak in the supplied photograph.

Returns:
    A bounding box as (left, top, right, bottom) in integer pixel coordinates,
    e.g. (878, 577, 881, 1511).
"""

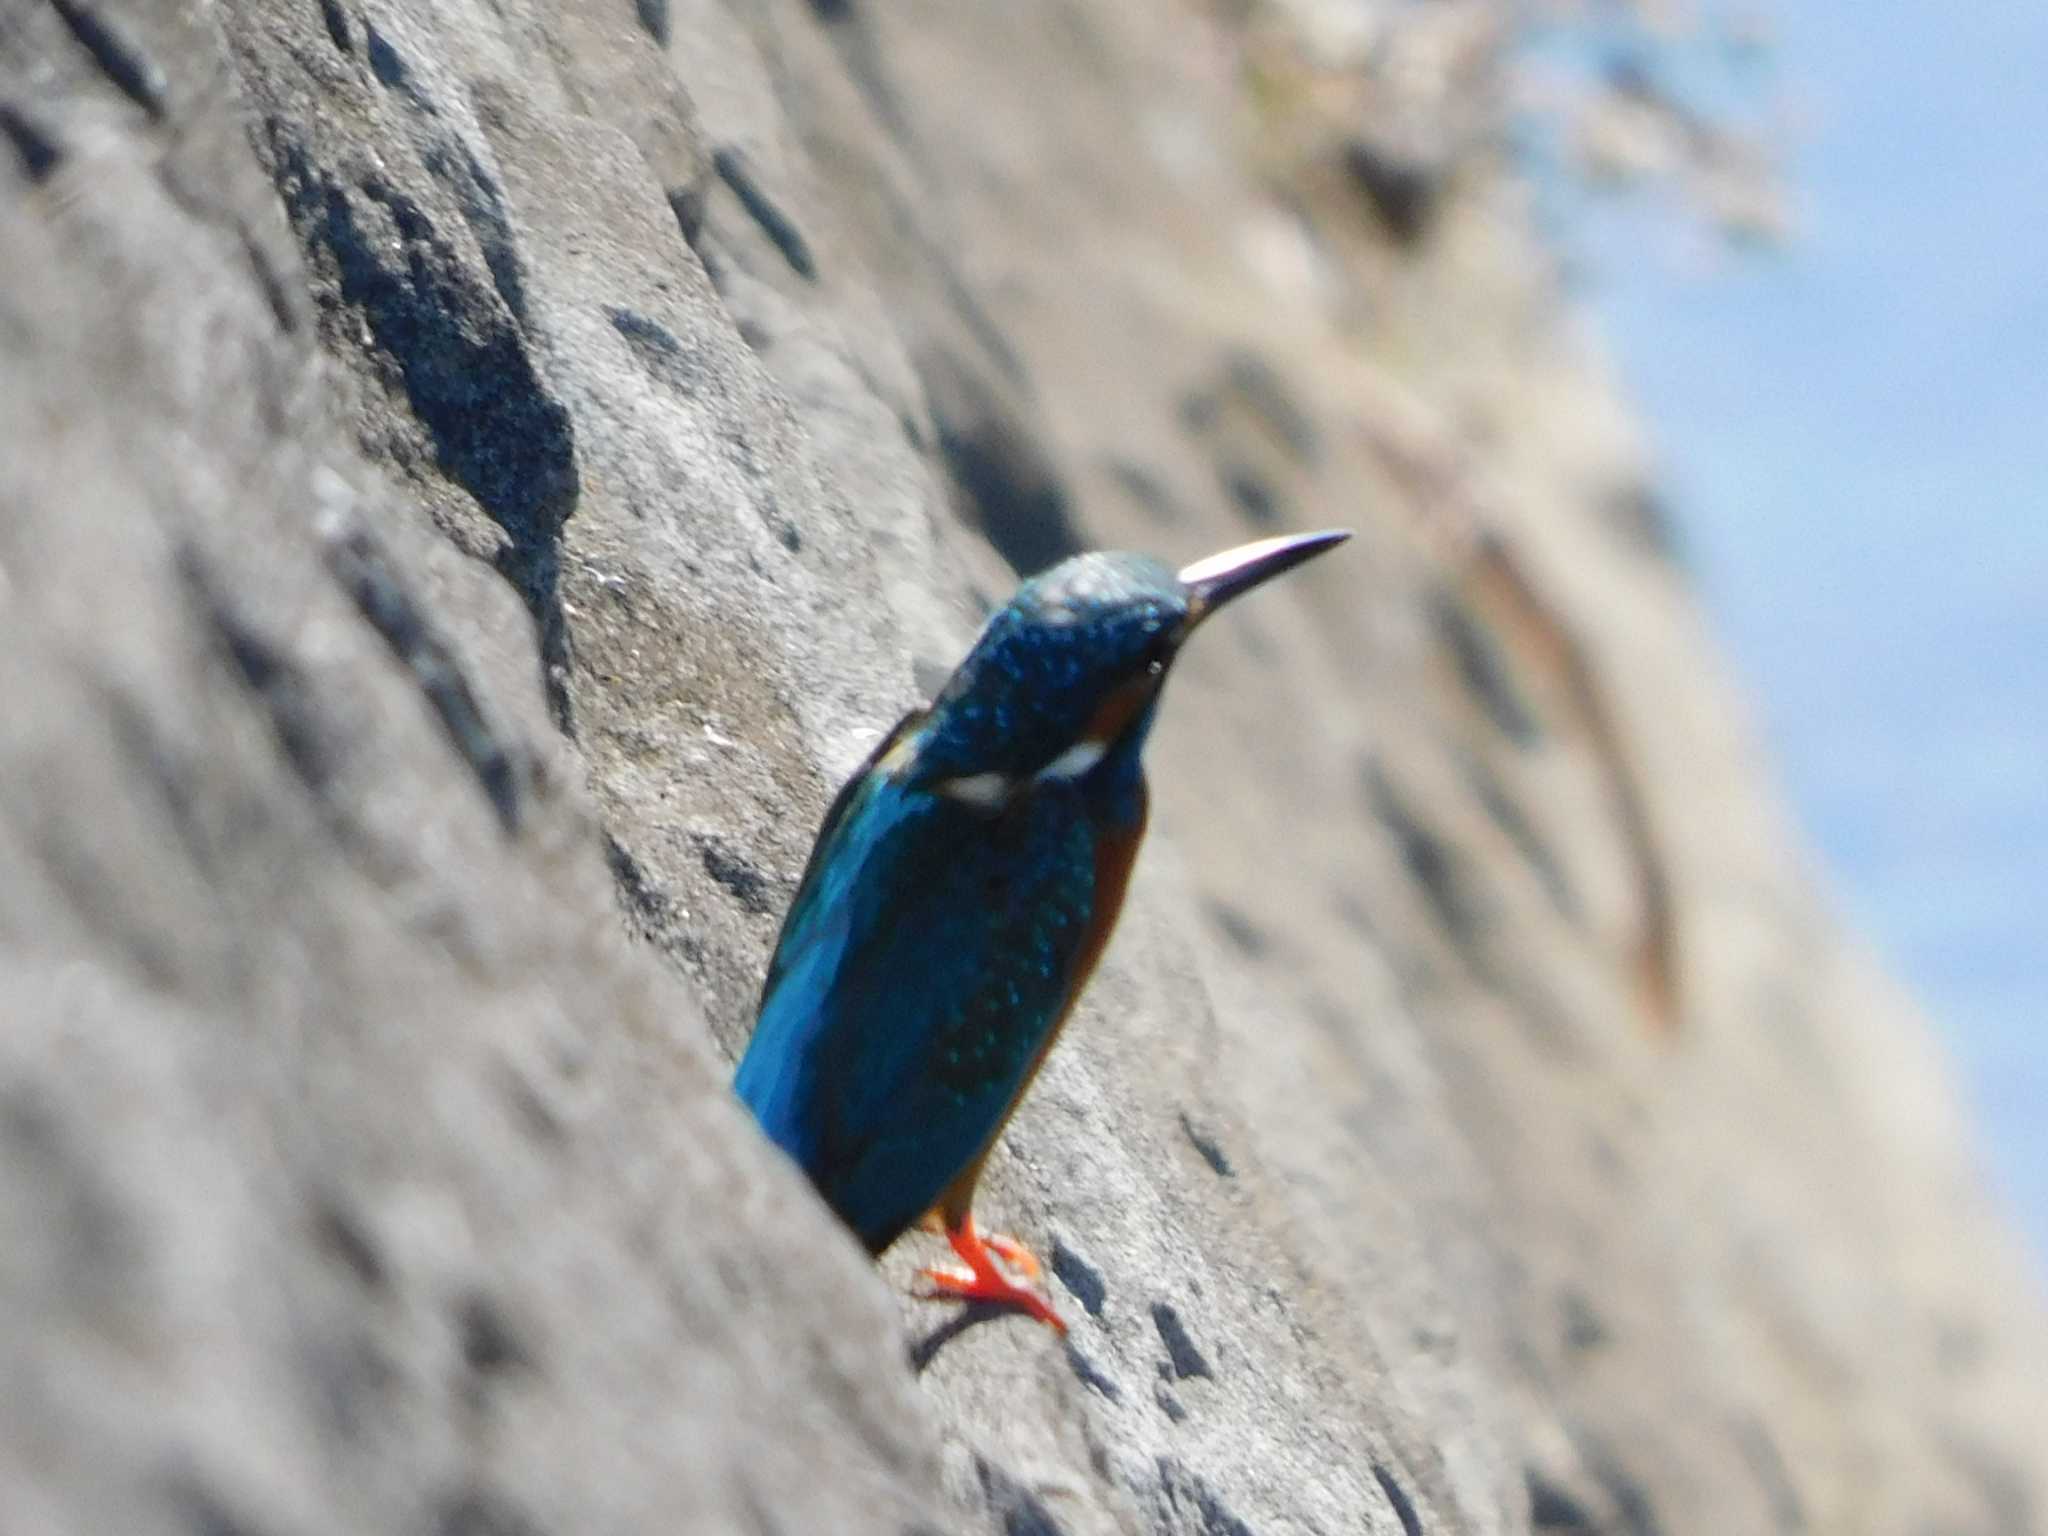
(931, 771, 1016, 809)
(1035, 738, 1108, 783)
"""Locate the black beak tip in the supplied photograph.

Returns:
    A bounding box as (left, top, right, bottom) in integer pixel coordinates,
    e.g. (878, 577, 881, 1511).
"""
(1177, 528, 1353, 614)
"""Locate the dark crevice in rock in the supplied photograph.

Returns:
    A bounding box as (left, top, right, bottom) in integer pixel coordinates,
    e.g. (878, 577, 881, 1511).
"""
(666, 182, 707, 249)
(1150, 1302, 1212, 1382)
(808, 3, 923, 173)
(1204, 898, 1269, 957)
(975, 1456, 1070, 1536)
(1940, 1429, 2035, 1536)
(1151, 1457, 1255, 1536)
(924, 355, 1082, 577)
(1178, 1113, 1234, 1178)
(691, 235, 733, 296)
(496, 1062, 567, 1147)
(29, 811, 181, 985)
(1218, 461, 1284, 528)
(634, 0, 670, 47)
(438, 1488, 548, 1536)
(303, 1323, 399, 1440)
(1049, 1240, 1106, 1317)
(1221, 350, 1321, 465)
(1364, 762, 1488, 957)
(0, 100, 63, 181)
(609, 305, 711, 397)
(363, 22, 406, 89)
(437, 159, 518, 315)
(269, 128, 577, 735)
(215, 612, 329, 791)
(179, 552, 337, 798)
(1605, 481, 1686, 564)
(433, 141, 528, 326)
(696, 832, 775, 916)
(1733, 1417, 1805, 1532)
(1105, 459, 1184, 525)
(1583, 1444, 1664, 1536)
(937, 418, 1080, 575)
(602, 835, 709, 968)
(324, 523, 527, 830)
(1373, 1464, 1423, 1536)
(2, 1091, 139, 1295)
(1459, 535, 1680, 1031)
(1432, 590, 1540, 745)
(456, 1290, 532, 1377)
(48, 0, 168, 119)
(1062, 1339, 1122, 1402)
(604, 833, 679, 937)
(1460, 753, 1578, 921)
(310, 1193, 389, 1291)
(1560, 1289, 1609, 1353)
(98, 689, 223, 882)
(1344, 137, 1439, 245)
(165, 1471, 274, 1536)
(1153, 1382, 1187, 1422)
(933, 258, 1029, 387)
(316, 0, 352, 55)
(712, 146, 817, 281)
(1330, 887, 1377, 939)
(1526, 1469, 1596, 1531)
(239, 224, 300, 332)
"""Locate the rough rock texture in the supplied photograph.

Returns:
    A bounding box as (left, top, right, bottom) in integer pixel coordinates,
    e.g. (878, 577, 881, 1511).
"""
(2, 2, 2042, 1534)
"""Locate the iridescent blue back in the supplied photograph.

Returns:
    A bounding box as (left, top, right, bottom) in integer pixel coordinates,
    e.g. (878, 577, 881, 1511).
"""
(735, 756, 1108, 1251)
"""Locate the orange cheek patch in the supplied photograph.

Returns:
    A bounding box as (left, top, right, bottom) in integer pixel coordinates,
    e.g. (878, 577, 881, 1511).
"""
(1081, 674, 1159, 746)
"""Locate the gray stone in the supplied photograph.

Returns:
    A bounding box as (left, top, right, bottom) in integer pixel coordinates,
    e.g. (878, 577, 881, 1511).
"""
(3, 1, 2043, 1534)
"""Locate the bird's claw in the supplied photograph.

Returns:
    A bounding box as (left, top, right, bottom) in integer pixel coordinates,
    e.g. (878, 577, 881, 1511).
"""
(916, 1264, 1067, 1334)
(915, 1219, 1065, 1333)
(980, 1230, 1042, 1279)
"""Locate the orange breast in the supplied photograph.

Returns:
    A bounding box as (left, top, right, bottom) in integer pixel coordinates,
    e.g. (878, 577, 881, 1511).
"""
(995, 789, 1148, 1123)
(1081, 674, 1161, 751)
(930, 786, 1150, 1226)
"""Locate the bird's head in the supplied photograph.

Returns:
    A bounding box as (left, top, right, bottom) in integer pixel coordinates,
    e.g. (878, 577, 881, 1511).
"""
(907, 530, 1350, 806)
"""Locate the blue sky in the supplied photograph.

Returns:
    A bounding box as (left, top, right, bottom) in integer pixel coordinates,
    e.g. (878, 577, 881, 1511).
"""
(1550, 2, 2047, 1266)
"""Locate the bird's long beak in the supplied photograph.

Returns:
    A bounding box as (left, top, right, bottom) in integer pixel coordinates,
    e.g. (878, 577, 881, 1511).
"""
(1177, 529, 1352, 624)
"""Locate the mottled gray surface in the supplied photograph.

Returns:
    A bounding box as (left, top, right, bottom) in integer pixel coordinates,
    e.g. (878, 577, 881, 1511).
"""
(2, 1, 2042, 1533)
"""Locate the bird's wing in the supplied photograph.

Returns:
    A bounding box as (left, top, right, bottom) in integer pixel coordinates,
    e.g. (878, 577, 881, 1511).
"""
(735, 712, 927, 1161)
(741, 773, 1099, 1252)
(758, 710, 926, 1004)
(806, 795, 1098, 1249)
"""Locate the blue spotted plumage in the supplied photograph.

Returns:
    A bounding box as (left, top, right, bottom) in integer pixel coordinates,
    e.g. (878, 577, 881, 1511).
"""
(735, 530, 1349, 1330)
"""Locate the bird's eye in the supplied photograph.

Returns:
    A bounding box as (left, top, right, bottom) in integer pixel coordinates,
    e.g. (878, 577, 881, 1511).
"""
(1145, 657, 1165, 678)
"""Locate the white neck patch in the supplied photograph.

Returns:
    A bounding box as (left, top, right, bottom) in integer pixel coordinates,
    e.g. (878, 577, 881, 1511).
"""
(931, 770, 1015, 809)
(928, 737, 1110, 809)
(1036, 738, 1108, 783)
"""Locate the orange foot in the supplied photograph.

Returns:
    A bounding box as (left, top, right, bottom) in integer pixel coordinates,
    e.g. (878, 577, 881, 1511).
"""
(916, 1215, 1066, 1334)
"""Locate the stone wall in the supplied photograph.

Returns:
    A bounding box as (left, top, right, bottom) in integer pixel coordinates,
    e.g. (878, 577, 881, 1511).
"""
(2, 2, 2041, 1532)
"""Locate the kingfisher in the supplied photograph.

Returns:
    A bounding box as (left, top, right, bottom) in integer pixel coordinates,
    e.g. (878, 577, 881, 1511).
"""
(734, 529, 1350, 1331)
